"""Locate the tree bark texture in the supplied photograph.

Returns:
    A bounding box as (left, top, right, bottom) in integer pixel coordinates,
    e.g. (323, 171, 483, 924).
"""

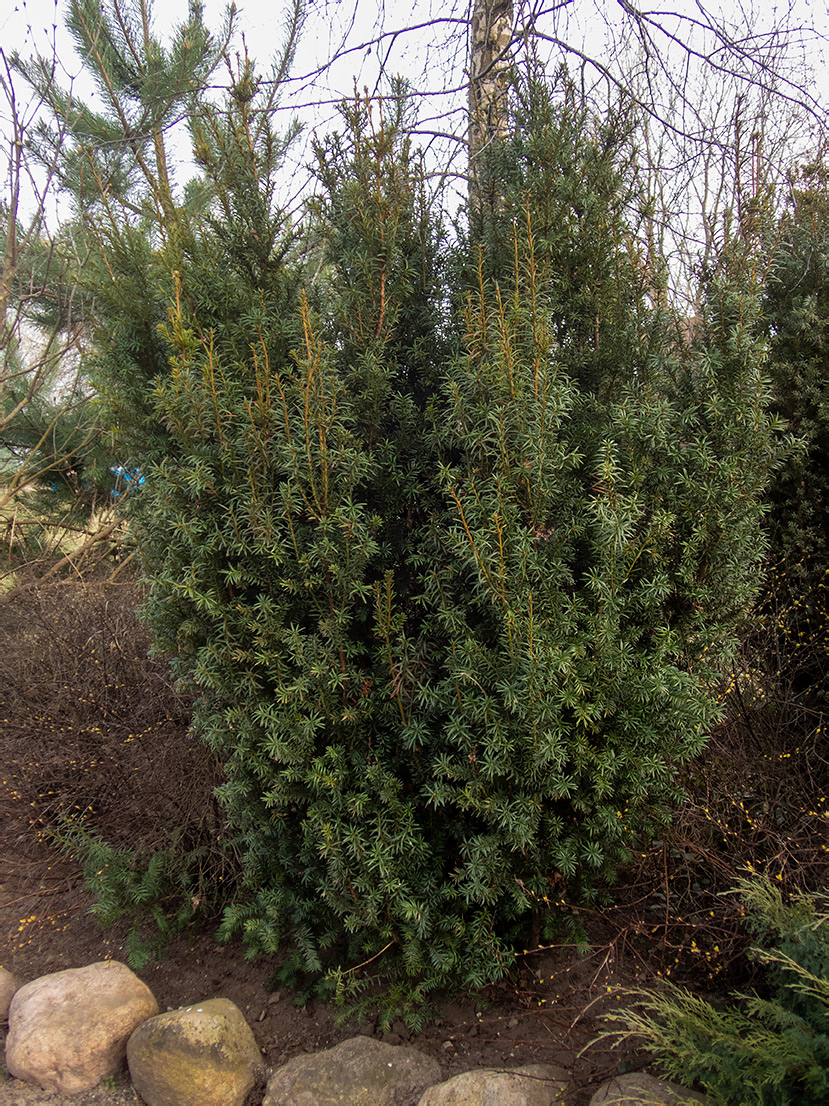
(468, 0, 513, 203)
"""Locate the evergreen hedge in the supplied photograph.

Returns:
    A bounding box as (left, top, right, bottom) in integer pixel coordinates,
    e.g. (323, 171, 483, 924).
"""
(55, 30, 780, 1012)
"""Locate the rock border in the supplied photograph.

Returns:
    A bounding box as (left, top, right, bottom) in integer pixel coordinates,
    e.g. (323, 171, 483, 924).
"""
(0, 962, 708, 1104)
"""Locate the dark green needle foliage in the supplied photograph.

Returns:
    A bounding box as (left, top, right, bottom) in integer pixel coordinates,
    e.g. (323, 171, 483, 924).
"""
(763, 162, 829, 579)
(466, 70, 650, 398)
(742, 161, 829, 707)
(35, 1, 779, 1019)
(161, 75, 774, 1016)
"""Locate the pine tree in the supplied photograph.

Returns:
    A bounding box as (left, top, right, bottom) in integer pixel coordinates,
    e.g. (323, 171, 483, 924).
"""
(13, 0, 239, 462)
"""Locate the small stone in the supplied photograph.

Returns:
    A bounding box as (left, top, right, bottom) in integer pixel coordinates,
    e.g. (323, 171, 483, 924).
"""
(589, 1073, 709, 1105)
(383, 1032, 403, 1046)
(418, 1063, 569, 1105)
(442, 1039, 455, 1051)
(268, 990, 282, 1005)
(264, 1035, 441, 1106)
(507, 1016, 520, 1029)
(258, 1008, 268, 1022)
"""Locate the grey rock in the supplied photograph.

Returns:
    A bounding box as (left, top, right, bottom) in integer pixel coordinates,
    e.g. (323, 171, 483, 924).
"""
(263, 1035, 441, 1105)
(5, 960, 158, 1096)
(418, 1063, 569, 1105)
(590, 1073, 709, 1105)
(126, 997, 262, 1106)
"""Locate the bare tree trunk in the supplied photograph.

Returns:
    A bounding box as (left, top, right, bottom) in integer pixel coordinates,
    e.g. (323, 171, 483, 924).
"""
(468, 0, 513, 208)
(0, 51, 22, 336)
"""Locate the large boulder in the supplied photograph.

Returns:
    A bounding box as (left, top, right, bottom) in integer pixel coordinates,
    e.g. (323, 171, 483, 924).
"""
(418, 1063, 569, 1105)
(590, 1073, 708, 1104)
(5, 960, 158, 1095)
(0, 966, 21, 1021)
(126, 996, 262, 1106)
(264, 1035, 442, 1105)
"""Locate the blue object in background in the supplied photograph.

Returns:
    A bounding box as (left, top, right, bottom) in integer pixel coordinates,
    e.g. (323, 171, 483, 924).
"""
(111, 466, 145, 497)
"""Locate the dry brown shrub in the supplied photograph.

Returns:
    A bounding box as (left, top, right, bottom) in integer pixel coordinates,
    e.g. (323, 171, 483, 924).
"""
(0, 576, 228, 868)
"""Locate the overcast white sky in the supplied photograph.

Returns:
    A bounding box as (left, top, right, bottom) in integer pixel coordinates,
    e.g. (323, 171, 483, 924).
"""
(6, 1, 826, 130)
(2, 0, 468, 120)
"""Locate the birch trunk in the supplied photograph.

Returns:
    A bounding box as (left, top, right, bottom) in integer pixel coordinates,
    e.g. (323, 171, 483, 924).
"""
(468, 0, 513, 206)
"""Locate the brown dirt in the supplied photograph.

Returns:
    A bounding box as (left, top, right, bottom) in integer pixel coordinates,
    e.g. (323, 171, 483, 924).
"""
(0, 801, 645, 1104)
